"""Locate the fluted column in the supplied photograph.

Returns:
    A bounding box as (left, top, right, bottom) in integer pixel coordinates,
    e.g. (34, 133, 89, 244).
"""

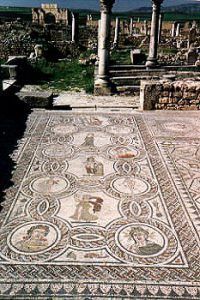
(146, 0, 163, 68)
(95, 0, 115, 95)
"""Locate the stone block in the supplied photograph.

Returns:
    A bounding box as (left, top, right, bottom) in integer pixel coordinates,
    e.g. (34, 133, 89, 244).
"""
(140, 80, 162, 110)
(189, 99, 199, 104)
(159, 97, 169, 104)
(174, 91, 182, 98)
(15, 91, 53, 108)
(184, 93, 196, 100)
(130, 49, 146, 65)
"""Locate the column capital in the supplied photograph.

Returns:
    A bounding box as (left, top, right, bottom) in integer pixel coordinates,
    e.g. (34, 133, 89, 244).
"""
(100, 0, 115, 13)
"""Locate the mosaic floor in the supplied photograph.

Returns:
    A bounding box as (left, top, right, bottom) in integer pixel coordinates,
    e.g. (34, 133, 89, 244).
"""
(1, 110, 200, 299)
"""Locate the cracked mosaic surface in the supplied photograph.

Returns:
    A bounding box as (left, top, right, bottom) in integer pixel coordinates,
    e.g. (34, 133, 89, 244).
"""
(1, 110, 200, 299)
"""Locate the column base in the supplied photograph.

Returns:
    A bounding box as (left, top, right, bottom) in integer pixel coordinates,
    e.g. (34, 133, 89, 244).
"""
(94, 78, 114, 96)
(145, 58, 159, 68)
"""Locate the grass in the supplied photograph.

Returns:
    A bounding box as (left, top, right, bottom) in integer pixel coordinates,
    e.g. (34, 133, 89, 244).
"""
(111, 49, 131, 65)
(32, 58, 95, 94)
(160, 48, 178, 55)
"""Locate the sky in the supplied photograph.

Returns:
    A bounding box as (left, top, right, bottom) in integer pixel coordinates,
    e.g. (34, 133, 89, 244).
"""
(0, 0, 197, 11)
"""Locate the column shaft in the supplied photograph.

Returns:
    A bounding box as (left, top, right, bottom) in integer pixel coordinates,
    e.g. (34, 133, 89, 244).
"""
(72, 13, 76, 42)
(158, 13, 163, 44)
(113, 17, 120, 47)
(146, 0, 163, 67)
(98, 9, 111, 79)
(95, 0, 115, 95)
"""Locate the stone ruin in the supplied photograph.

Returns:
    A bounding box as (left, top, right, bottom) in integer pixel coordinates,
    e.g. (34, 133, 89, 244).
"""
(32, 4, 71, 25)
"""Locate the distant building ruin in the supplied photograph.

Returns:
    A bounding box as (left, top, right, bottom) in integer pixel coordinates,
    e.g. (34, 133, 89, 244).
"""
(32, 4, 71, 25)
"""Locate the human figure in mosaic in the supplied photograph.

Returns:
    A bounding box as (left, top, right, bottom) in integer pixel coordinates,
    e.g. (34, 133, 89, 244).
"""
(81, 134, 95, 147)
(123, 176, 135, 196)
(15, 225, 50, 252)
(85, 157, 104, 176)
(70, 194, 103, 222)
(128, 227, 163, 256)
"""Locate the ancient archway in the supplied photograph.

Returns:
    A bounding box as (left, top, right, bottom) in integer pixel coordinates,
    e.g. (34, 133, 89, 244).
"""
(44, 13, 56, 24)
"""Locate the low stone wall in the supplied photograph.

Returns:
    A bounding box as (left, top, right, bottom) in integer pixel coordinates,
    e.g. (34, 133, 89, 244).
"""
(140, 79, 200, 110)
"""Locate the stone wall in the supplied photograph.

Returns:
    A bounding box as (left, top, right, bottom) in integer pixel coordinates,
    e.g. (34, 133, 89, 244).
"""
(156, 80, 200, 110)
(140, 79, 200, 110)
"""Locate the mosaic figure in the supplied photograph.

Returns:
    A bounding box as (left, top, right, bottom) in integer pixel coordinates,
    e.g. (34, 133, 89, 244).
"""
(88, 116, 102, 126)
(15, 224, 50, 252)
(128, 227, 163, 256)
(81, 134, 95, 147)
(114, 147, 136, 159)
(70, 194, 103, 222)
(123, 176, 136, 196)
(36, 177, 60, 194)
(85, 157, 104, 176)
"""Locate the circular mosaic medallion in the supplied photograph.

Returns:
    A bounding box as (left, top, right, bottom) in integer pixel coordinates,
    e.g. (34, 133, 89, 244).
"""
(42, 144, 74, 159)
(112, 176, 149, 196)
(106, 125, 134, 135)
(106, 219, 178, 265)
(105, 174, 158, 201)
(22, 173, 78, 198)
(163, 122, 190, 133)
(8, 221, 60, 255)
(117, 224, 165, 257)
(106, 146, 139, 160)
(31, 176, 69, 194)
(52, 124, 78, 135)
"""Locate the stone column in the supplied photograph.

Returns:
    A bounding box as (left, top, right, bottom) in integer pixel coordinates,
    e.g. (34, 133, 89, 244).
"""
(95, 0, 115, 95)
(176, 23, 180, 37)
(113, 17, 120, 48)
(144, 20, 148, 36)
(171, 22, 176, 37)
(98, 19, 101, 58)
(146, 0, 163, 68)
(71, 13, 79, 43)
(158, 13, 163, 44)
(130, 18, 133, 35)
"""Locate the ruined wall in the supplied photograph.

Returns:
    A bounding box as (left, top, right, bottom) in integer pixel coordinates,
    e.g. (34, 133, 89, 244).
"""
(141, 79, 200, 110)
(32, 4, 70, 25)
(156, 80, 200, 110)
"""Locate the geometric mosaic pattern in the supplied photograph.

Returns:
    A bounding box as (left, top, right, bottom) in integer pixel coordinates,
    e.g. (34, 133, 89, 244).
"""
(0, 110, 200, 299)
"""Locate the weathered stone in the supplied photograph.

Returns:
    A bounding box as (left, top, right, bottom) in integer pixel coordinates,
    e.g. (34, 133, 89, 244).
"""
(130, 49, 146, 65)
(174, 91, 182, 98)
(186, 48, 198, 65)
(140, 80, 162, 110)
(15, 91, 53, 108)
(159, 97, 169, 104)
(189, 99, 199, 104)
